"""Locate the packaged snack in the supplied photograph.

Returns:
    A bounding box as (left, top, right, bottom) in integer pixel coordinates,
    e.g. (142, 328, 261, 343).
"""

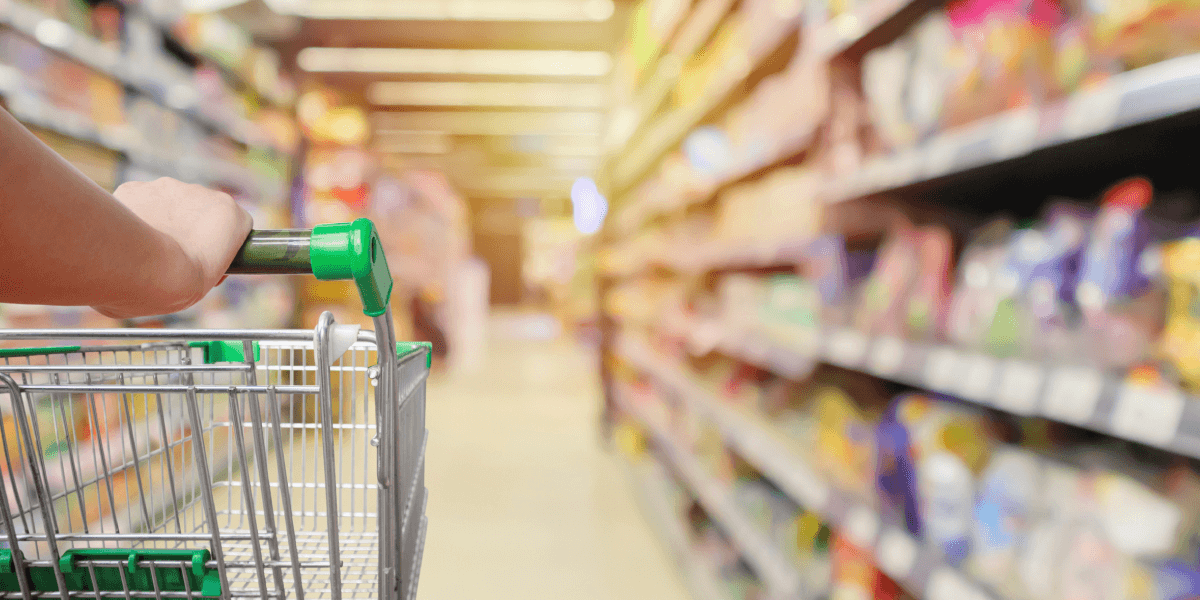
(905, 13, 958, 140)
(1159, 236, 1200, 390)
(985, 204, 1091, 357)
(812, 386, 878, 500)
(1017, 459, 1085, 600)
(863, 37, 918, 152)
(1075, 177, 1165, 368)
(904, 226, 955, 340)
(946, 219, 1014, 348)
(830, 533, 880, 600)
(854, 226, 921, 337)
(876, 401, 922, 537)
(895, 394, 994, 564)
(942, 0, 1064, 126)
(968, 447, 1042, 594)
(760, 274, 822, 333)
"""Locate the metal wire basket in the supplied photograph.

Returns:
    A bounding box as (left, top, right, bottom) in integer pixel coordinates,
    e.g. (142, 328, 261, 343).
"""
(0, 219, 428, 600)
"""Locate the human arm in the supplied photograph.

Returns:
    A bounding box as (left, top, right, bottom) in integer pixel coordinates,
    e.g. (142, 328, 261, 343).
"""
(0, 106, 252, 318)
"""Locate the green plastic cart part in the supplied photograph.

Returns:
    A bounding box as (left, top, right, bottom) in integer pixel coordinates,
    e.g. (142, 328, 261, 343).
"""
(189, 340, 261, 364)
(0, 346, 81, 359)
(0, 548, 221, 597)
(396, 341, 434, 369)
(311, 219, 394, 318)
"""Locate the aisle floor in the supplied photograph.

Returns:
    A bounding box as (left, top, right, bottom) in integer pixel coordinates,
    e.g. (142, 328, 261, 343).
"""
(418, 315, 692, 600)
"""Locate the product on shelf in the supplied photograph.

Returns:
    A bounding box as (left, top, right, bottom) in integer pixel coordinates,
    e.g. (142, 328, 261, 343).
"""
(1159, 236, 1200, 391)
(1075, 177, 1165, 369)
(856, 0, 1200, 160)
(830, 532, 907, 600)
(966, 446, 1041, 594)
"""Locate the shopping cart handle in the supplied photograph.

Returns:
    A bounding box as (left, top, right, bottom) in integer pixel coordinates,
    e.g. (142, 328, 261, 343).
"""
(227, 219, 393, 317)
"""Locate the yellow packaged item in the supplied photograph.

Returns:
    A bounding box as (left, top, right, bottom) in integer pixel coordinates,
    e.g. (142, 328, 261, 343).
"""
(1160, 237, 1200, 390)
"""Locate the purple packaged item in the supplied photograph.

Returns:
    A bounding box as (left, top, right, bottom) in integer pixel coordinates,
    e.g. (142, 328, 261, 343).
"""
(1074, 178, 1165, 368)
(1076, 178, 1154, 312)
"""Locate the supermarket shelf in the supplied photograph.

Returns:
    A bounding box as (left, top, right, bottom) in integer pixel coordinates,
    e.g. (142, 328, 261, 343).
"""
(615, 0, 736, 153)
(609, 0, 932, 197)
(622, 458, 730, 600)
(618, 335, 1002, 600)
(670, 0, 737, 65)
(822, 51, 1200, 204)
(611, 20, 798, 194)
(807, 0, 936, 58)
(0, 69, 281, 198)
(659, 313, 1200, 460)
(124, 1, 292, 111)
(607, 236, 811, 277)
(617, 135, 816, 238)
(0, 0, 253, 146)
(612, 388, 804, 600)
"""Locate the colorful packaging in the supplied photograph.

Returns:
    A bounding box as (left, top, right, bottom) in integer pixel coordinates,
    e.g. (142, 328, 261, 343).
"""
(876, 401, 922, 537)
(946, 219, 1014, 348)
(968, 447, 1041, 594)
(905, 226, 955, 340)
(1159, 236, 1200, 390)
(1075, 177, 1165, 368)
(830, 533, 881, 600)
(812, 386, 878, 500)
(942, 0, 1064, 126)
(854, 226, 922, 337)
(895, 394, 993, 564)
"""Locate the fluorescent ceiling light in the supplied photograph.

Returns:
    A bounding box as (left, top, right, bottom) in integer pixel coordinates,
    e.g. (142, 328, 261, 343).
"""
(295, 0, 614, 21)
(546, 155, 600, 171)
(373, 131, 453, 154)
(374, 111, 603, 136)
(183, 0, 249, 10)
(368, 82, 608, 109)
(298, 47, 612, 76)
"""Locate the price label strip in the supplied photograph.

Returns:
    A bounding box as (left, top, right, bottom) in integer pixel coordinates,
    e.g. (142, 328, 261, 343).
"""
(1110, 384, 1186, 448)
(842, 504, 880, 550)
(992, 107, 1040, 159)
(957, 353, 998, 402)
(876, 527, 919, 581)
(1043, 366, 1105, 426)
(1061, 84, 1122, 140)
(995, 359, 1044, 415)
(924, 347, 962, 393)
(827, 329, 869, 368)
(868, 336, 907, 378)
(926, 568, 991, 600)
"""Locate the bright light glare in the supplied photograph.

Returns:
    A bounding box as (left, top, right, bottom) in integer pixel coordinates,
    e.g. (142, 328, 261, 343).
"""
(374, 131, 453, 155)
(368, 82, 609, 108)
(297, 0, 614, 21)
(374, 111, 604, 136)
(571, 177, 608, 235)
(298, 48, 612, 77)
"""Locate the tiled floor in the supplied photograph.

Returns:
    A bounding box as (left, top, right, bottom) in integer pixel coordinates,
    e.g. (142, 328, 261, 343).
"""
(417, 317, 692, 600)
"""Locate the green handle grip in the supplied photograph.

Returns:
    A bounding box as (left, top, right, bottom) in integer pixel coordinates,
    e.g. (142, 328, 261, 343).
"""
(227, 219, 393, 317)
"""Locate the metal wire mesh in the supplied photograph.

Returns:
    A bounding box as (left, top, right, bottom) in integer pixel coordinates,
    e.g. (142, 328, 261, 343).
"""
(0, 318, 427, 600)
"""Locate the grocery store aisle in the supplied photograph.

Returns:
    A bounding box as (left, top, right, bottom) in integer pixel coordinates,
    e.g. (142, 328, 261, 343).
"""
(419, 315, 691, 600)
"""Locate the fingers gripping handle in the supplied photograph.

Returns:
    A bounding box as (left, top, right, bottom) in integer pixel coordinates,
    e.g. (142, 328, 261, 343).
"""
(228, 218, 393, 317)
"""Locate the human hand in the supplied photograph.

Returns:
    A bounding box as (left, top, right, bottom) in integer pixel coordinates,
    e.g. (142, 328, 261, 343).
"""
(93, 178, 252, 318)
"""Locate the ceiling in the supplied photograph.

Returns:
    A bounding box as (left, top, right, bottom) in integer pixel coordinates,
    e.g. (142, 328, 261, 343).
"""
(225, 0, 638, 203)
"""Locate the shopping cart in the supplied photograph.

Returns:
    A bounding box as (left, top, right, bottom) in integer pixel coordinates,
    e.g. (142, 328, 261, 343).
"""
(0, 219, 428, 600)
